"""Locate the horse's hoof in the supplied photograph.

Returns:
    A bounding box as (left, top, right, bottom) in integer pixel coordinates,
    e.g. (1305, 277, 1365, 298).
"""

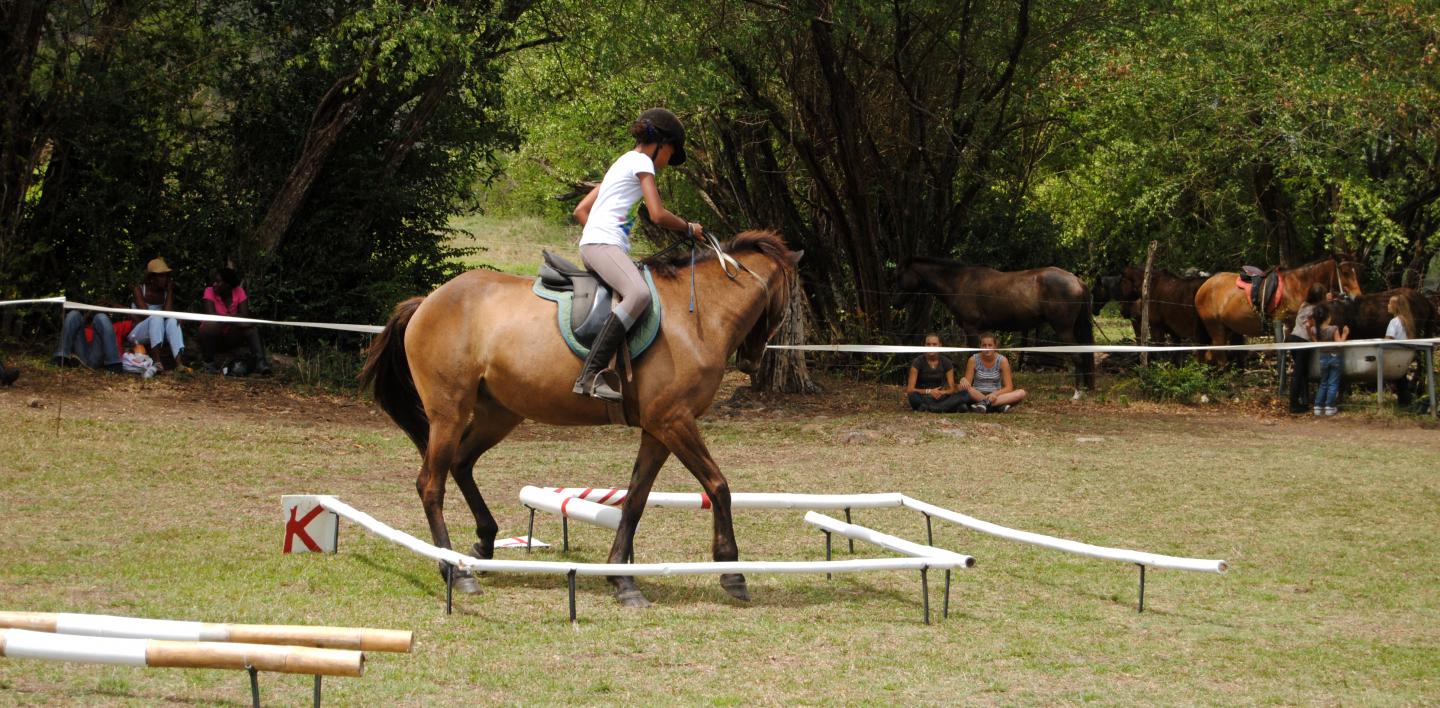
(616, 589, 652, 608)
(471, 542, 493, 559)
(452, 574, 482, 595)
(720, 573, 750, 602)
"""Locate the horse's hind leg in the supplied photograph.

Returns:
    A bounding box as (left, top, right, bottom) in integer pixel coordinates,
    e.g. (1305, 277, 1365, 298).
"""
(607, 431, 671, 608)
(417, 406, 471, 592)
(451, 404, 523, 562)
(653, 417, 747, 602)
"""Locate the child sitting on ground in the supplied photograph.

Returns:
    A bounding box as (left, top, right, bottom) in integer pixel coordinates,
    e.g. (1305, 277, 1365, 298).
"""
(122, 342, 160, 379)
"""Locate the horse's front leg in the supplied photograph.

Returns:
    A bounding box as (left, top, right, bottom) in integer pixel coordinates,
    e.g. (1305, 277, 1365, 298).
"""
(607, 431, 671, 608)
(418, 414, 478, 593)
(654, 416, 747, 602)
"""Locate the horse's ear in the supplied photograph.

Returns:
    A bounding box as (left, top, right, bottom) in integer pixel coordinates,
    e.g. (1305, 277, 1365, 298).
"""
(787, 249, 804, 267)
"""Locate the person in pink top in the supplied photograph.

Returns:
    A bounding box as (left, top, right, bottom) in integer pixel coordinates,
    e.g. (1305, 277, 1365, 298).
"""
(198, 267, 270, 375)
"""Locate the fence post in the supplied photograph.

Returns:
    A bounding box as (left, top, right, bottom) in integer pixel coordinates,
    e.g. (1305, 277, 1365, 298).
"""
(1138, 241, 1158, 367)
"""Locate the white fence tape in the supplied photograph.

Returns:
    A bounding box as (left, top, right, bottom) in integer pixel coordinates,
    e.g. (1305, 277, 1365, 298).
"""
(4, 295, 1431, 352)
(768, 338, 1440, 355)
(0, 296, 381, 334)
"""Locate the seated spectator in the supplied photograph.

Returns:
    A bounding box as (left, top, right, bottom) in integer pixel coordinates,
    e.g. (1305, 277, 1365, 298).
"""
(130, 257, 192, 367)
(53, 308, 130, 372)
(905, 333, 968, 413)
(198, 267, 270, 375)
(958, 332, 1027, 413)
(0, 360, 18, 386)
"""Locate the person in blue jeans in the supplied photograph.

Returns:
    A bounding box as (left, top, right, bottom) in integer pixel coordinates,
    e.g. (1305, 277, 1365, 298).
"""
(1310, 303, 1350, 417)
(53, 310, 123, 372)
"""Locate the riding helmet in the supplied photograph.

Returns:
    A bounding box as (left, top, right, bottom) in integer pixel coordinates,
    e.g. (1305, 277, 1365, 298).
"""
(637, 108, 686, 166)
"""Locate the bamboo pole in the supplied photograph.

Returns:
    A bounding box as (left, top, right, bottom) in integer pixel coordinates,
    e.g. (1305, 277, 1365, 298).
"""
(0, 612, 411, 653)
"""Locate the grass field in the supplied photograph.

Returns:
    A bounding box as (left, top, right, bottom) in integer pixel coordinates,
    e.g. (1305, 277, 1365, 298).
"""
(2, 365, 1437, 705)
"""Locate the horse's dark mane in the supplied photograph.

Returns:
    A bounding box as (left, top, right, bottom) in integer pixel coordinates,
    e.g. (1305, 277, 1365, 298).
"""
(642, 229, 792, 278)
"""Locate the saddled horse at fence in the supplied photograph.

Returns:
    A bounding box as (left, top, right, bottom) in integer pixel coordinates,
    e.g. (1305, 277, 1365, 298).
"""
(1194, 256, 1362, 365)
(361, 231, 802, 608)
(1117, 266, 1209, 359)
(895, 258, 1095, 390)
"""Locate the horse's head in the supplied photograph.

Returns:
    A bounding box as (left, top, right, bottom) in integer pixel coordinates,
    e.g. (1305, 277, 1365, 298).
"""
(1091, 274, 1121, 315)
(1117, 266, 1144, 302)
(733, 233, 803, 374)
(1336, 260, 1362, 296)
(893, 260, 924, 309)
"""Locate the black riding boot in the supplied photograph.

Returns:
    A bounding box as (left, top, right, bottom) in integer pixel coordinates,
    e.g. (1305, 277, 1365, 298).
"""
(572, 314, 628, 402)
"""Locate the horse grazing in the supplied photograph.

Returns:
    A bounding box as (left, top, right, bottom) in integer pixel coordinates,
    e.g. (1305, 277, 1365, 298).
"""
(895, 258, 1095, 391)
(1194, 257, 1361, 365)
(1116, 266, 1209, 357)
(361, 231, 802, 608)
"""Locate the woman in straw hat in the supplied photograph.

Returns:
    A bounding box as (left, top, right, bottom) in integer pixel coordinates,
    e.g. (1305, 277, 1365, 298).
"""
(129, 257, 191, 367)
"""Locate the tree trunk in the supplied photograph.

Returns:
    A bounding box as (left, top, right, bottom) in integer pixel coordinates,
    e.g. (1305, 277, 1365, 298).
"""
(253, 71, 368, 252)
(1252, 160, 1294, 266)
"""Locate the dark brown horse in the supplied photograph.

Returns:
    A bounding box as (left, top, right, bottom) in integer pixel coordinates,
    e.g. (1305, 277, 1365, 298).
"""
(1116, 266, 1209, 355)
(1329, 288, 1435, 339)
(895, 258, 1095, 390)
(1194, 257, 1362, 364)
(361, 231, 801, 607)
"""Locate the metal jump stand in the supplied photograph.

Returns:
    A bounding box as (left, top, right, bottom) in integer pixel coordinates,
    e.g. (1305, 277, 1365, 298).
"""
(245, 665, 326, 708)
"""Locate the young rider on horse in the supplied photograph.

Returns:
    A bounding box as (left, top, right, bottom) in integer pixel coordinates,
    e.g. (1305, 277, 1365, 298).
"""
(571, 108, 704, 402)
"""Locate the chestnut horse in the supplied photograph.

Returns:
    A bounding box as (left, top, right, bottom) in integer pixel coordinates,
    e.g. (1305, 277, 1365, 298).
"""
(895, 258, 1095, 391)
(361, 231, 801, 607)
(1193, 256, 1362, 364)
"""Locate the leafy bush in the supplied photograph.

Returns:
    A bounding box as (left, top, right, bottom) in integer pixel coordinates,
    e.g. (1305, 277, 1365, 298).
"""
(1134, 360, 1230, 404)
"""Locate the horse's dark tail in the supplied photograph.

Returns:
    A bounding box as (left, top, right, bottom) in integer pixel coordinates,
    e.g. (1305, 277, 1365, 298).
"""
(1075, 291, 1097, 390)
(360, 297, 429, 455)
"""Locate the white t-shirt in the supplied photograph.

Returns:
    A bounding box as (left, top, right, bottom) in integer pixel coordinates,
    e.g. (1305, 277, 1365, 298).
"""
(1386, 316, 1408, 340)
(579, 150, 655, 251)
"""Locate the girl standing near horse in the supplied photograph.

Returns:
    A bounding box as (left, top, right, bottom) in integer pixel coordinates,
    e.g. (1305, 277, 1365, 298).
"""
(570, 108, 705, 402)
(1385, 295, 1416, 341)
(1310, 303, 1350, 417)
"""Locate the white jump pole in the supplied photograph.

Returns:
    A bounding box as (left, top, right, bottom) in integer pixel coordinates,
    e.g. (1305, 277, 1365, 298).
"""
(0, 628, 364, 676)
(899, 496, 1227, 613)
(804, 511, 975, 621)
(0, 612, 411, 653)
(294, 495, 967, 623)
(536, 486, 1228, 612)
(544, 487, 906, 510)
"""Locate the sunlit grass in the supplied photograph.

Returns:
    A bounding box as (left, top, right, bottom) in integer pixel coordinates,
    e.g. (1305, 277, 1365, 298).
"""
(449, 213, 576, 275)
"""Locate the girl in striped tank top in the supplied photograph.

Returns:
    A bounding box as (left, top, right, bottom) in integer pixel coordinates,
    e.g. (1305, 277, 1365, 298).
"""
(959, 332, 1028, 413)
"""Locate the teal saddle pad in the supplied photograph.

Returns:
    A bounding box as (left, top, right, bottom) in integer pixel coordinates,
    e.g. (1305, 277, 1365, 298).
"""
(532, 267, 662, 359)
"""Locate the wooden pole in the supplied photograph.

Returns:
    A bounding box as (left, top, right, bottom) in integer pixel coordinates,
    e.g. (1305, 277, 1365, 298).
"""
(1139, 241, 1158, 367)
(0, 612, 412, 653)
(0, 628, 364, 677)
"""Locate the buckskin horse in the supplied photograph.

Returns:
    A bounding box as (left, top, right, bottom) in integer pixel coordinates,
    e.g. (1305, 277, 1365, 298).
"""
(361, 231, 801, 607)
(895, 258, 1095, 391)
(1193, 256, 1362, 365)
